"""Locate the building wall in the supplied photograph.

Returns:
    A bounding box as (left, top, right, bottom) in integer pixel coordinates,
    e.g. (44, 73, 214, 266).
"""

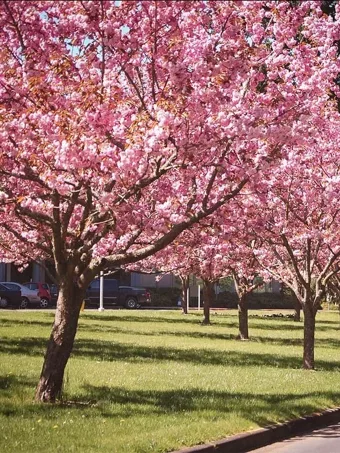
(0, 263, 6, 281)
(131, 272, 177, 288)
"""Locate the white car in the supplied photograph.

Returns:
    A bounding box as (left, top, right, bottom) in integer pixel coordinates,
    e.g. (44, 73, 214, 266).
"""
(0, 282, 43, 309)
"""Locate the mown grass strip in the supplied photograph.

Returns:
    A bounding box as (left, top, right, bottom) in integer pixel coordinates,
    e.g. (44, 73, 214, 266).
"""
(0, 309, 339, 453)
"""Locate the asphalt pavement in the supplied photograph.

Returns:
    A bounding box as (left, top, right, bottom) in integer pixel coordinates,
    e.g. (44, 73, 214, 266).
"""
(248, 422, 340, 453)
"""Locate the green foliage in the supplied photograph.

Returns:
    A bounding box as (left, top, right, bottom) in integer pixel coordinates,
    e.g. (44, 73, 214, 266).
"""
(1, 309, 340, 452)
(217, 276, 234, 292)
(215, 291, 298, 309)
(147, 287, 181, 306)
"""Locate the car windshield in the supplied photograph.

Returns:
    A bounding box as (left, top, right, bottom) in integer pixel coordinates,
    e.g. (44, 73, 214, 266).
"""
(25, 283, 38, 290)
(3, 283, 20, 291)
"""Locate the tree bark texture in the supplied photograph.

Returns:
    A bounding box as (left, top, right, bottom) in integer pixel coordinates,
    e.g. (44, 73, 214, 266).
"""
(303, 304, 316, 370)
(180, 276, 189, 314)
(238, 293, 249, 340)
(35, 283, 85, 402)
(293, 300, 301, 322)
(202, 280, 215, 325)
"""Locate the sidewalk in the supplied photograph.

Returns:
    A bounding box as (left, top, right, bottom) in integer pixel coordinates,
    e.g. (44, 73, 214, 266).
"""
(171, 406, 340, 453)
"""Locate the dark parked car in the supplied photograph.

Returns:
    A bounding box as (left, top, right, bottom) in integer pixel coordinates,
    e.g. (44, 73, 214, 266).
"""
(49, 284, 89, 307)
(50, 284, 58, 306)
(0, 282, 42, 308)
(87, 278, 151, 309)
(23, 282, 51, 308)
(0, 283, 22, 308)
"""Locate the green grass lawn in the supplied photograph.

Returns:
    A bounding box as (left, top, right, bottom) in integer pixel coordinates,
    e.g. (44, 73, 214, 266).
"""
(1, 308, 340, 453)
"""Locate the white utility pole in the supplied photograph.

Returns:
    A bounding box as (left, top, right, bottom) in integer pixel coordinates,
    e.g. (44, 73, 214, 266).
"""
(98, 270, 105, 312)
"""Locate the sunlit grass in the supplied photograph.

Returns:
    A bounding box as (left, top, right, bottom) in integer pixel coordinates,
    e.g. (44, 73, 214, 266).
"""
(1, 308, 340, 452)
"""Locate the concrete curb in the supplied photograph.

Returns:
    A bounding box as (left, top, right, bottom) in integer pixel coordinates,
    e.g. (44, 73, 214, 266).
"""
(170, 406, 340, 453)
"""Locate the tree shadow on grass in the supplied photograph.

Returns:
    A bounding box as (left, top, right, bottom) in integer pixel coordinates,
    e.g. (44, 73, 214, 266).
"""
(250, 314, 340, 327)
(0, 373, 37, 391)
(252, 336, 340, 350)
(75, 384, 340, 429)
(1, 337, 48, 356)
(249, 323, 337, 334)
(0, 317, 54, 329)
(247, 321, 303, 331)
(78, 320, 339, 349)
(78, 323, 238, 341)
(2, 333, 339, 371)
(72, 340, 340, 371)
(2, 336, 339, 371)
(315, 318, 340, 326)
(2, 373, 340, 434)
(82, 313, 237, 327)
(0, 373, 92, 419)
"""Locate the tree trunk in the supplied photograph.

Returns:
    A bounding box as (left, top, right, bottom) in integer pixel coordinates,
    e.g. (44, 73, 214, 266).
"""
(293, 300, 301, 322)
(180, 276, 189, 314)
(302, 304, 316, 370)
(35, 282, 85, 402)
(238, 293, 249, 340)
(202, 280, 214, 325)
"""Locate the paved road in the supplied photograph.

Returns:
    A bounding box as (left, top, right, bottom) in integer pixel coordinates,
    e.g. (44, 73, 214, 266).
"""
(249, 422, 340, 453)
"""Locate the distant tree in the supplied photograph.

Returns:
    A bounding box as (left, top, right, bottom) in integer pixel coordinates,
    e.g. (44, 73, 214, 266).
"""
(252, 133, 340, 369)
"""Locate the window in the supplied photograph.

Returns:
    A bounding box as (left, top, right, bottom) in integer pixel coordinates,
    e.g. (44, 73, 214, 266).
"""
(89, 280, 100, 290)
(105, 280, 118, 291)
(3, 283, 20, 291)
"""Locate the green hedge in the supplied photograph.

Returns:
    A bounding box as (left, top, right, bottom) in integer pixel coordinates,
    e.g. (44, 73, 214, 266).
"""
(147, 287, 181, 307)
(147, 287, 299, 309)
(215, 291, 298, 309)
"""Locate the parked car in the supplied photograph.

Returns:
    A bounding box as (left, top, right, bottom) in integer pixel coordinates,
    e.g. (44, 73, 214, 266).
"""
(0, 282, 42, 309)
(23, 282, 51, 307)
(50, 284, 58, 306)
(0, 283, 22, 308)
(87, 278, 151, 309)
(49, 284, 89, 308)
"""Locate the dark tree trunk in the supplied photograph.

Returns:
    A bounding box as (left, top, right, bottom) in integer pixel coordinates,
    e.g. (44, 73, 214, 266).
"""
(293, 300, 301, 322)
(35, 282, 85, 402)
(202, 280, 214, 325)
(237, 293, 249, 340)
(303, 304, 316, 370)
(180, 276, 189, 314)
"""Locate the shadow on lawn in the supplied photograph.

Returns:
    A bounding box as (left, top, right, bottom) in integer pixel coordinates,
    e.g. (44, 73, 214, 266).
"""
(1, 373, 340, 433)
(0, 373, 37, 391)
(252, 335, 340, 349)
(78, 322, 238, 341)
(2, 335, 339, 371)
(1, 337, 48, 356)
(247, 321, 303, 331)
(77, 384, 340, 428)
(78, 322, 340, 350)
(72, 340, 339, 371)
(0, 317, 54, 329)
(83, 312, 236, 327)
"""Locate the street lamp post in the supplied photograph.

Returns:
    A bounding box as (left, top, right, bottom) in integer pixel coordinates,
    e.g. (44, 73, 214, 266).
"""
(98, 270, 105, 312)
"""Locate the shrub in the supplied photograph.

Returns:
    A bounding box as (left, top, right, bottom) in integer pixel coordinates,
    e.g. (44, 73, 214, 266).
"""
(147, 287, 181, 307)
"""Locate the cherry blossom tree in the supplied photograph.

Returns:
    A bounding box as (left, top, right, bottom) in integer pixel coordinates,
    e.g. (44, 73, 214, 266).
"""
(187, 230, 221, 325)
(228, 245, 262, 340)
(128, 239, 195, 314)
(190, 222, 263, 336)
(0, 1, 338, 401)
(131, 226, 220, 323)
(251, 120, 340, 369)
